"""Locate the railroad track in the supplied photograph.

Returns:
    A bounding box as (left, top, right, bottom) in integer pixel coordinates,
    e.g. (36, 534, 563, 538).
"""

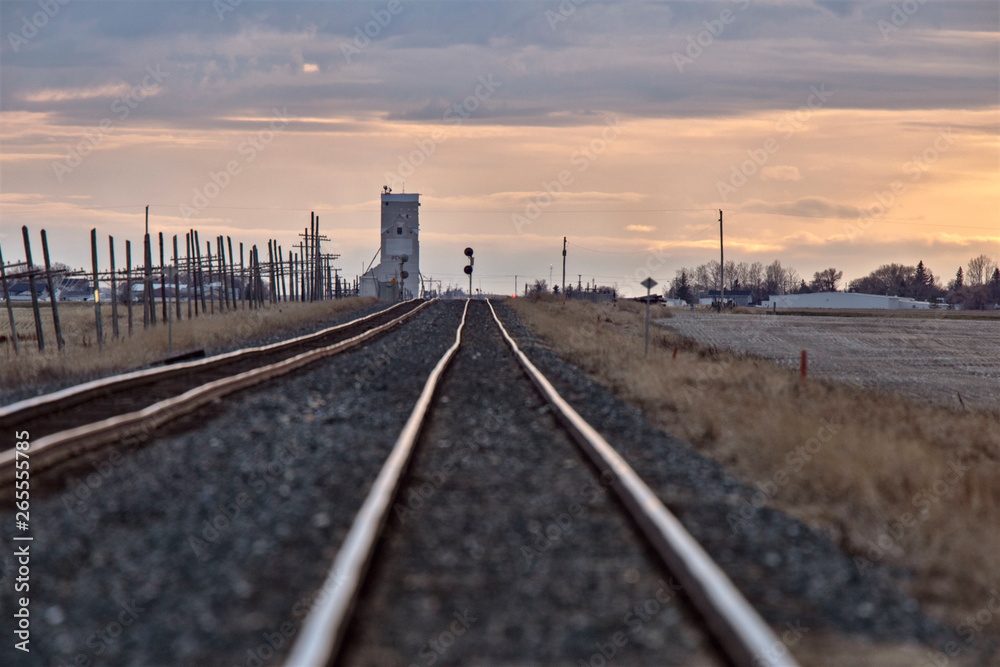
(0, 298, 431, 485)
(287, 299, 798, 667)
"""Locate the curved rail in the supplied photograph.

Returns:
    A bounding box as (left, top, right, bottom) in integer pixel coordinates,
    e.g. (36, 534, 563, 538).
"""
(0, 299, 422, 431)
(286, 298, 798, 666)
(0, 299, 434, 486)
(284, 299, 470, 666)
(486, 299, 797, 667)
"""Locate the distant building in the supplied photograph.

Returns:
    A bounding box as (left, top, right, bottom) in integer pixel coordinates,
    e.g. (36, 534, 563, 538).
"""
(566, 286, 616, 303)
(360, 188, 420, 300)
(697, 289, 753, 307)
(761, 292, 934, 309)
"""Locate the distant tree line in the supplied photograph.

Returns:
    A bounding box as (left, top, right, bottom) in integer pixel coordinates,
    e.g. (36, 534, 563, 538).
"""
(664, 254, 1000, 309)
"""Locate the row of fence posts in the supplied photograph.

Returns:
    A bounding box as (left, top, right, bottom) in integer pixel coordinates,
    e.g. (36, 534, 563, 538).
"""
(1, 211, 355, 355)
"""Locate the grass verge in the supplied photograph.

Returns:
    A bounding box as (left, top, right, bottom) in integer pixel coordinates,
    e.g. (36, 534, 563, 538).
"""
(0, 297, 376, 402)
(509, 296, 1000, 647)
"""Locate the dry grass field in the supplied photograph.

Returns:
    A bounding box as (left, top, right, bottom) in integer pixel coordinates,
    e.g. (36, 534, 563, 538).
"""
(509, 296, 1000, 649)
(660, 311, 1000, 411)
(0, 297, 375, 402)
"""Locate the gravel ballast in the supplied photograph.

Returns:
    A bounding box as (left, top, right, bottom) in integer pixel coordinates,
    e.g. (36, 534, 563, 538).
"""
(491, 302, 974, 660)
(0, 300, 461, 666)
(339, 299, 724, 666)
(1, 297, 984, 666)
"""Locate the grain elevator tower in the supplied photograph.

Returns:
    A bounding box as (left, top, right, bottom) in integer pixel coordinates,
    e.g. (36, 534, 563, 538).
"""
(360, 187, 420, 299)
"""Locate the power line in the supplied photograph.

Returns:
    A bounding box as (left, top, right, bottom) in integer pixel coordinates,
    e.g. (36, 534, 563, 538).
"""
(6, 202, 996, 231)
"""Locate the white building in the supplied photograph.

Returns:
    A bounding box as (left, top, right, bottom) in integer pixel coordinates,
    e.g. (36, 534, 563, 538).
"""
(761, 292, 934, 309)
(360, 188, 420, 300)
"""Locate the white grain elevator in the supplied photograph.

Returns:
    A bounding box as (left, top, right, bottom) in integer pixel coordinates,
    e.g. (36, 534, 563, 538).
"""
(360, 187, 420, 299)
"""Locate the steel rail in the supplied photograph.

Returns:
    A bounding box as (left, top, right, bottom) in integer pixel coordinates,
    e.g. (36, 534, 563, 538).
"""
(0, 300, 434, 486)
(284, 299, 470, 667)
(0, 299, 421, 430)
(486, 299, 798, 667)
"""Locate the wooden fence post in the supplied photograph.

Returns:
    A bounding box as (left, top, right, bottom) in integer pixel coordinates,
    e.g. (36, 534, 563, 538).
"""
(255, 246, 263, 307)
(217, 237, 228, 311)
(206, 241, 215, 315)
(173, 235, 181, 320)
(278, 244, 287, 302)
(142, 232, 151, 328)
(125, 240, 133, 336)
(260, 247, 266, 307)
(90, 228, 103, 350)
(40, 229, 65, 350)
(251, 246, 258, 308)
(0, 242, 20, 354)
(21, 226, 44, 352)
(267, 240, 274, 304)
(227, 237, 237, 311)
(247, 245, 254, 309)
(159, 232, 167, 324)
(240, 242, 246, 310)
(194, 231, 206, 315)
(107, 235, 119, 340)
(187, 232, 195, 318)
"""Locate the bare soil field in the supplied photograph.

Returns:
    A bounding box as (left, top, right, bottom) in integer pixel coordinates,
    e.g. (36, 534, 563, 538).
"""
(657, 312, 1000, 413)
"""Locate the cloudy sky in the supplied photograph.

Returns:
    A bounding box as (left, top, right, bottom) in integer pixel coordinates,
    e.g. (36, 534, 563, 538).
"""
(1, 0, 997, 295)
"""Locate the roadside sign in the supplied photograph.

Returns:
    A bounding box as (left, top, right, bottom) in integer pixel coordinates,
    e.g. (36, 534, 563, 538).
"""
(641, 277, 657, 290)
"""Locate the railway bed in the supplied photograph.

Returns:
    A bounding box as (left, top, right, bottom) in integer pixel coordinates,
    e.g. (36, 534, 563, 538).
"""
(0, 299, 425, 442)
(0, 299, 969, 665)
(335, 299, 727, 665)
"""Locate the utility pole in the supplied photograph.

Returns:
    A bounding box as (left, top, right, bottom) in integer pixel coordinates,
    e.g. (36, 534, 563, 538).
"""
(719, 209, 724, 312)
(299, 216, 329, 302)
(641, 277, 657, 357)
(562, 236, 567, 294)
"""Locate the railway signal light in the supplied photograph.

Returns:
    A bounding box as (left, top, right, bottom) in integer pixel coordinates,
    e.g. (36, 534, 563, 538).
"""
(464, 248, 474, 297)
